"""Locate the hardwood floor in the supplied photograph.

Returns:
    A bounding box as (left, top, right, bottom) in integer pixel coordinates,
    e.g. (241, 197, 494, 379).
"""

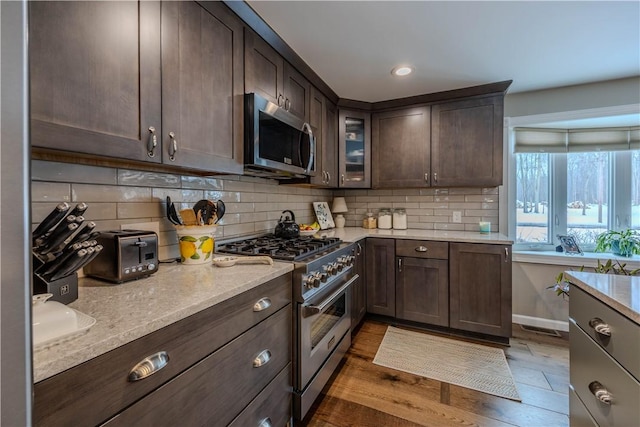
(301, 319, 569, 427)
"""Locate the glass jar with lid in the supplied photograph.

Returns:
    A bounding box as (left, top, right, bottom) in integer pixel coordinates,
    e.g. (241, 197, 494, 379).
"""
(393, 208, 407, 230)
(377, 208, 392, 229)
(363, 212, 377, 229)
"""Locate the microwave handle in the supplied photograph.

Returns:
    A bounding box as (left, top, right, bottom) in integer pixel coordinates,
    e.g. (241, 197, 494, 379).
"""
(301, 122, 315, 174)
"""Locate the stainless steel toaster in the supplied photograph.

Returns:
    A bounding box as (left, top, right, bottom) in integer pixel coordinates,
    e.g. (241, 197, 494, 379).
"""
(84, 230, 159, 283)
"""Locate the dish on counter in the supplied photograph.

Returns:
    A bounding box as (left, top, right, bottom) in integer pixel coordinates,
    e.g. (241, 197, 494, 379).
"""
(32, 293, 96, 351)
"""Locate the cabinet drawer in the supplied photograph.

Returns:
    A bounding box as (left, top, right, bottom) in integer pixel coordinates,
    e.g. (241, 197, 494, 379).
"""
(569, 385, 598, 427)
(35, 273, 292, 426)
(105, 305, 291, 426)
(230, 363, 292, 427)
(396, 240, 448, 259)
(570, 285, 640, 381)
(570, 321, 640, 427)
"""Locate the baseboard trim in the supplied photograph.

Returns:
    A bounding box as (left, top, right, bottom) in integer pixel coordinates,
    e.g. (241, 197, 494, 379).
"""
(512, 314, 569, 332)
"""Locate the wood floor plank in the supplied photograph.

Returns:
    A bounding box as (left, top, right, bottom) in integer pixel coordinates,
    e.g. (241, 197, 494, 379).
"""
(544, 372, 570, 395)
(305, 320, 570, 427)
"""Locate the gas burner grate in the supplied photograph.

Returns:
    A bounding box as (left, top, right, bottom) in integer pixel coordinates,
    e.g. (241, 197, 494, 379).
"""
(218, 234, 342, 261)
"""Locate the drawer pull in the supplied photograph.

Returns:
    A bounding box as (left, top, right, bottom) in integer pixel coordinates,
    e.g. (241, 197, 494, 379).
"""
(128, 351, 169, 382)
(589, 317, 612, 337)
(253, 349, 272, 368)
(415, 246, 428, 252)
(253, 297, 272, 312)
(258, 417, 272, 427)
(588, 381, 613, 405)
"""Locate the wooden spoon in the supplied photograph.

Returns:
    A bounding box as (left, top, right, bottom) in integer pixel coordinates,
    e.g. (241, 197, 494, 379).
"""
(212, 256, 273, 268)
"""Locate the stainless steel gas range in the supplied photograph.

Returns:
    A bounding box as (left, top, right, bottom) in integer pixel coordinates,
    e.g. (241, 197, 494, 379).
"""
(218, 235, 357, 421)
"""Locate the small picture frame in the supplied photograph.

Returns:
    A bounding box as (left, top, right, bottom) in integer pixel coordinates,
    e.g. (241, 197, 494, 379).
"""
(557, 235, 583, 255)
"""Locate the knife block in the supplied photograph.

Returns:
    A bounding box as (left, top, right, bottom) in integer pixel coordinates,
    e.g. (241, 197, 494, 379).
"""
(33, 256, 78, 305)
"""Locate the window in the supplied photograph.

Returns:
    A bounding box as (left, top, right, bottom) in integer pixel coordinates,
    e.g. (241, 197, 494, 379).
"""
(512, 125, 639, 251)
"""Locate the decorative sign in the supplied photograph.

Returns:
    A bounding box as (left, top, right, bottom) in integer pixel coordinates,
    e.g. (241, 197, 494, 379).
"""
(313, 202, 335, 230)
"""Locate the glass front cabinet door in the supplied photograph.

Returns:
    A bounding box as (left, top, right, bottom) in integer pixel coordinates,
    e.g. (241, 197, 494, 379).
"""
(338, 109, 371, 188)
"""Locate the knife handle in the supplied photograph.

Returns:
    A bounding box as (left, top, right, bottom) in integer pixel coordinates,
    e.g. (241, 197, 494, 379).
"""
(32, 202, 70, 240)
(46, 248, 88, 282)
(36, 242, 84, 276)
(74, 244, 103, 274)
(40, 223, 79, 255)
(66, 222, 97, 247)
(69, 202, 88, 218)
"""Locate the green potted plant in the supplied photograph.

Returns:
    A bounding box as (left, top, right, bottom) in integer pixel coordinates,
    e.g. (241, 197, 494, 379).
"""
(595, 229, 640, 257)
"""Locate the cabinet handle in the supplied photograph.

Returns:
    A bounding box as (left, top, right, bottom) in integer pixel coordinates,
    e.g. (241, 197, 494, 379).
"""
(128, 351, 169, 382)
(588, 381, 613, 405)
(253, 349, 272, 368)
(415, 246, 428, 252)
(147, 126, 157, 158)
(324, 171, 329, 184)
(253, 297, 272, 312)
(168, 132, 178, 161)
(277, 94, 284, 107)
(588, 317, 612, 337)
(356, 242, 362, 255)
(284, 98, 291, 111)
(327, 171, 331, 184)
(341, 174, 345, 185)
(433, 172, 438, 183)
(504, 247, 509, 262)
(398, 258, 402, 272)
(258, 418, 273, 427)
(424, 173, 429, 184)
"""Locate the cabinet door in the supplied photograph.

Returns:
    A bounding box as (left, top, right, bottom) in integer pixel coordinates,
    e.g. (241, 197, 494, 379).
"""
(161, 1, 243, 173)
(323, 100, 339, 187)
(284, 63, 311, 122)
(244, 29, 284, 107)
(449, 243, 512, 338)
(339, 110, 371, 188)
(431, 96, 504, 187)
(309, 88, 325, 186)
(351, 241, 367, 330)
(30, 1, 161, 163)
(365, 238, 395, 317)
(396, 257, 448, 326)
(372, 106, 431, 188)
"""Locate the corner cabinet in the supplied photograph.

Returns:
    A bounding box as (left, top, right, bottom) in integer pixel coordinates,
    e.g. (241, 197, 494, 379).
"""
(339, 110, 371, 188)
(449, 242, 512, 338)
(29, 1, 244, 175)
(365, 238, 395, 317)
(34, 274, 293, 427)
(245, 28, 310, 122)
(372, 106, 431, 188)
(431, 95, 504, 187)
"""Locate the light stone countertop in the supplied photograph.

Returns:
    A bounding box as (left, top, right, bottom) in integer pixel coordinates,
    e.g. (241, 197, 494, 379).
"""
(566, 271, 640, 324)
(310, 227, 513, 245)
(33, 259, 293, 383)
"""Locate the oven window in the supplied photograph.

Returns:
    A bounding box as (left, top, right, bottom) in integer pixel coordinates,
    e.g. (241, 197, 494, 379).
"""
(310, 293, 346, 350)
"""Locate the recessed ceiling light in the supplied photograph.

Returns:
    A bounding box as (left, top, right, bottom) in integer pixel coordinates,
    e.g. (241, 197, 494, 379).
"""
(392, 65, 413, 77)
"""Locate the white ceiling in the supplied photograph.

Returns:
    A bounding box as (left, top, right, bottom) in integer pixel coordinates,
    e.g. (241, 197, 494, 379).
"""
(246, 1, 640, 103)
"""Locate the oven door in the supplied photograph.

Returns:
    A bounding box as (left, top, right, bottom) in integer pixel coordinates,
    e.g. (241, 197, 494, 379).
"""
(297, 274, 356, 390)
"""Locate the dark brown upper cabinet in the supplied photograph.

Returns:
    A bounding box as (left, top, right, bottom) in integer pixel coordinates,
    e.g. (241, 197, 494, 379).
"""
(30, 1, 162, 163)
(309, 88, 338, 187)
(372, 106, 431, 188)
(339, 110, 371, 188)
(431, 95, 504, 187)
(30, 1, 244, 174)
(245, 29, 310, 122)
(161, 1, 244, 174)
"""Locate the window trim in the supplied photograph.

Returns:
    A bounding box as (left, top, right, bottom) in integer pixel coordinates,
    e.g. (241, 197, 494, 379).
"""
(504, 104, 640, 250)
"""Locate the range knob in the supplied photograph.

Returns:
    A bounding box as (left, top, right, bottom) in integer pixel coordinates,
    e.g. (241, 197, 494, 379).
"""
(324, 264, 335, 275)
(335, 261, 344, 272)
(319, 272, 329, 283)
(304, 274, 320, 289)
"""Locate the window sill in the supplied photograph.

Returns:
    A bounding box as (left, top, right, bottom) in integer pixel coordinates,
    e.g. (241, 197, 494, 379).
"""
(513, 250, 640, 269)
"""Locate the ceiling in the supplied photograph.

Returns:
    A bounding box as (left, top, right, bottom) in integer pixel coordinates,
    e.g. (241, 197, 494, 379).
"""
(246, 1, 640, 103)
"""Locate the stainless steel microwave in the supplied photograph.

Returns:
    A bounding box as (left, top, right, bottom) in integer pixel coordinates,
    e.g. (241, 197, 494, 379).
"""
(244, 93, 316, 179)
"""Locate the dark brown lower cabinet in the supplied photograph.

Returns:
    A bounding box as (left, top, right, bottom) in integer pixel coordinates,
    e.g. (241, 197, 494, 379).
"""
(365, 238, 395, 317)
(396, 257, 449, 327)
(351, 241, 367, 330)
(449, 242, 512, 338)
(34, 274, 292, 426)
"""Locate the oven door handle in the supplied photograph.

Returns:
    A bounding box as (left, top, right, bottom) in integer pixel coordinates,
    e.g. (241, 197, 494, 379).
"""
(302, 274, 358, 318)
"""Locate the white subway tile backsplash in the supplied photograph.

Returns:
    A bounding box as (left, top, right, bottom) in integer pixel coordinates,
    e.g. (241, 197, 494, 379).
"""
(32, 160, 117, 185)
(118, 170, 180, 188)
(180, 176, 223, 190)
(31, 182, 71, 202)
(72, 184, 152, 203)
